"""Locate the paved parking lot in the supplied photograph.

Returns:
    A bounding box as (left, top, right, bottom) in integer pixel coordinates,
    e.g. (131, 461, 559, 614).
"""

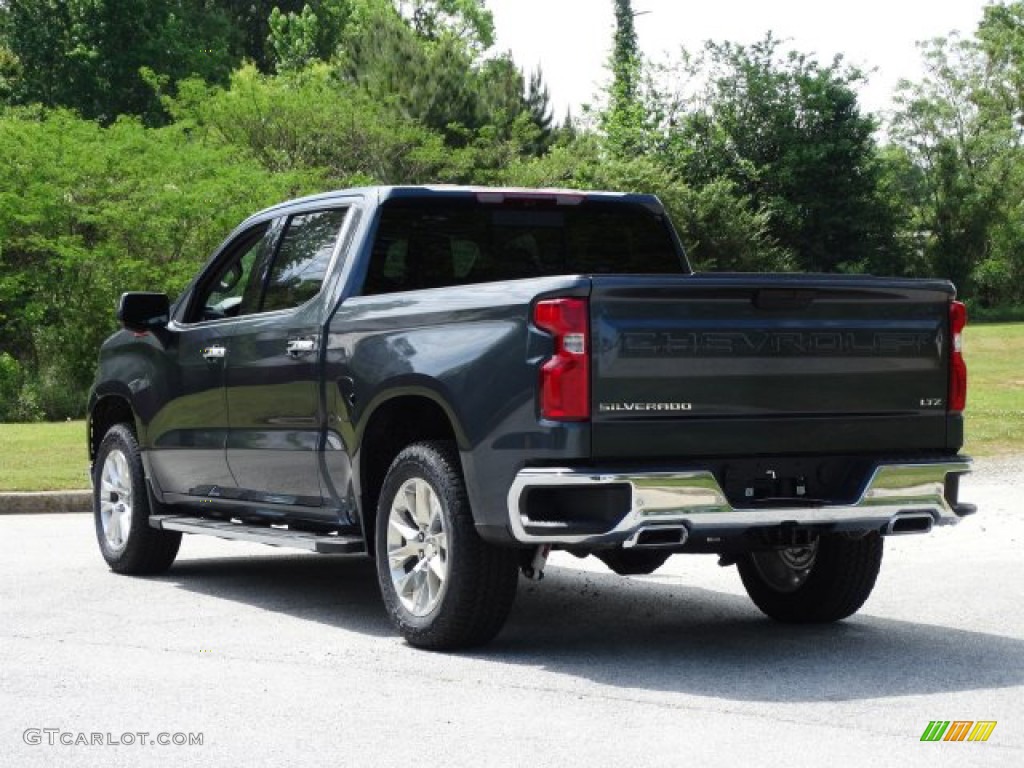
(2, 460, 1021, 767)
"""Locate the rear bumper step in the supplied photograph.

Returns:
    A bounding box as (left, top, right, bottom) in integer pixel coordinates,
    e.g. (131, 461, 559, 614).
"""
(151, 516, 365, 554)
(507, 459, 971, 546)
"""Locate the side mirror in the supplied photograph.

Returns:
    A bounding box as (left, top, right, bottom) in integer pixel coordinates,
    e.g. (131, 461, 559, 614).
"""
(118, 292, 170, 333)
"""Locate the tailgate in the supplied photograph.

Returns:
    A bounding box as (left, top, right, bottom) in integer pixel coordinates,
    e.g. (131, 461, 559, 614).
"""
(589, 274, 957, 459)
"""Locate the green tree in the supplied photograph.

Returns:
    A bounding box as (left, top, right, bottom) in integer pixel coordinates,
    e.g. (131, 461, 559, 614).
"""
(207, 0, 308, 71)
(394, 0, 494, 51)
(524, 66, 556, 155)
(889, 25, 1023, 302)
(1, 1, 240, 123)
(269, 4, 324, 73)
(601, 0, 646, 156)
(0, 108, 315, 418)
(267, 0, 365, 73)
(336, 5, 543, 156)
(500, 135, 790, 272)
(657, 36, 899, 274)
(165, 64, 466, 183)
(338, 5, 479, 141)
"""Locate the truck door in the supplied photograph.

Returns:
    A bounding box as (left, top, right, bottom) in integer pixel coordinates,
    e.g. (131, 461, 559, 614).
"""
(148, 221, 275, 498)
(223, 207, 350, 512)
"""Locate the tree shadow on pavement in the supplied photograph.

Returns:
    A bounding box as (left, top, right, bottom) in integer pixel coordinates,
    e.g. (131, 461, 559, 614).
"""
(161, 552, 393, 639)
(160, 553, 1024, 702)
(489, 564, 1024, 703)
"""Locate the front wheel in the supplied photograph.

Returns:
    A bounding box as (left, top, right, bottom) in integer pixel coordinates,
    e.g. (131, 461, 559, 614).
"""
(93, 424, 181, 574)
(375, 441, 519, 650)
(736, 533, 883, 623)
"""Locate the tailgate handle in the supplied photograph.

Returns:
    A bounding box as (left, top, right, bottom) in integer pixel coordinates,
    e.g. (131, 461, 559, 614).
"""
(753, 289, 816, 311)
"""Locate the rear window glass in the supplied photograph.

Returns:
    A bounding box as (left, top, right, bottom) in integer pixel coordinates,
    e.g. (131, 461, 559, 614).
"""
(361, 198, 682, 295)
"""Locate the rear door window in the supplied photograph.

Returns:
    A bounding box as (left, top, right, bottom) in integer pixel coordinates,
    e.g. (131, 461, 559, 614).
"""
(262, 208, 348, 312)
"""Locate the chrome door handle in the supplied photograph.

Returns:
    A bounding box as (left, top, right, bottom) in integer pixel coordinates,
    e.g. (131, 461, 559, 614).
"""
(201, 345, 226, 361)
(286, 338, 316, 357)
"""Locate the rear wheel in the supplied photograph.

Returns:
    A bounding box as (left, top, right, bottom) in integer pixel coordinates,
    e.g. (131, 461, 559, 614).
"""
(737, 533, 883, 623)
(93, 424, 181, 574)
(375, 441, 519, 650)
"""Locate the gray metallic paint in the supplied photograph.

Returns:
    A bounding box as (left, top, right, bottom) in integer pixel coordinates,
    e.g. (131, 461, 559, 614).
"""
(324, 275, 593, 538)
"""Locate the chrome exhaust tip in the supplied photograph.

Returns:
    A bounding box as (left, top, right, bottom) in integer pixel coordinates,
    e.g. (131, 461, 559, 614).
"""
(885, 512, 935, 536)
(624, 525, 689, 549)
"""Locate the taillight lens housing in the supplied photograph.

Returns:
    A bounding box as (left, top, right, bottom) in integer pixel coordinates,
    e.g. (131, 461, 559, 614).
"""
(533, 298, 590, 421)
(949, 300, 967, 412)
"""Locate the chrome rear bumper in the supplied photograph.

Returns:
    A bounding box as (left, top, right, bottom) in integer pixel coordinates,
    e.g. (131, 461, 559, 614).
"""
(506, 460, 972, 546)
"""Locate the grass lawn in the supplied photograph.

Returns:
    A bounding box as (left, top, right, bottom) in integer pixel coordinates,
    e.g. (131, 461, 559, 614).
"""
(0, 323, 1019, 491)
(963, 322, 1024, 457)
(0, 420, 89, 492)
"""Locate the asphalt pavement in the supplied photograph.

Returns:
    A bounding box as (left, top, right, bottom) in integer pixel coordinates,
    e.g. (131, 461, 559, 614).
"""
(2, 459, 1021, 767)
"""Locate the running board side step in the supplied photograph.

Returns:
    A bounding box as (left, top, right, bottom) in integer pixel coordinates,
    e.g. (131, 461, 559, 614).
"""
(151, 516, 366, 554)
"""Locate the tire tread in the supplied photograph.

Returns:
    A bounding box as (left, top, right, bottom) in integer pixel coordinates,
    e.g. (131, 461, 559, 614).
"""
(375, 441, 519, 650)
(94, 424, 181, 575)
(738, 533, 883, 623)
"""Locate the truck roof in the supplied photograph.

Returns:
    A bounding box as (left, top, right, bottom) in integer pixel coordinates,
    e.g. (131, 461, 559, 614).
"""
(251, 185, 665, 221)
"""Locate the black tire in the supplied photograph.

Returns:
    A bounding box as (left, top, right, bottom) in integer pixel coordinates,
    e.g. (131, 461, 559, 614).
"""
(374, 441, 519, 650)
(737, 533, 883, 623)
(93, 423, 181, 574)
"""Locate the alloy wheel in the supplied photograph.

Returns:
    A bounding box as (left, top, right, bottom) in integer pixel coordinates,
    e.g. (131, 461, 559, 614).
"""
(99, 449, 133, 552)
(386, 478, 450, 617)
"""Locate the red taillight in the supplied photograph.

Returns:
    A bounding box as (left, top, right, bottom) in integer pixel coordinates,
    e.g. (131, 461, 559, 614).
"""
(949, 300, 967, 412)
(533, 298, 590, 421)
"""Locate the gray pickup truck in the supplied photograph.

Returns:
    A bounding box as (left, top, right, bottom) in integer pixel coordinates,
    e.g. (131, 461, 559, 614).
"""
(88, 186, 974, 649)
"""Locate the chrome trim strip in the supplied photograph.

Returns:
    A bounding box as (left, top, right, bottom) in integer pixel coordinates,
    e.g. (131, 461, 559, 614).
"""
(506, 460, 971, 545)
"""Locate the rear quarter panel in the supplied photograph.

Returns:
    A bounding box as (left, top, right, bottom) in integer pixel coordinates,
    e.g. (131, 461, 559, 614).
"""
(324, 276, 591, 536)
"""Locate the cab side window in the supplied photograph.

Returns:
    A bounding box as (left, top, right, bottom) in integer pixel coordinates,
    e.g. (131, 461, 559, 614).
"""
(190, 223, 271, 323)
(262, 208, 348, 313)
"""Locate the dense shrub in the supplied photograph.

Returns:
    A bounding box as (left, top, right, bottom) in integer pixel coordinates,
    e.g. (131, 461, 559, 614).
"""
(0, 109, 318, 419)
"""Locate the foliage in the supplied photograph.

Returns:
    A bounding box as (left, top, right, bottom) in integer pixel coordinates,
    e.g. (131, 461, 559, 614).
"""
(267, 1, 373, 74)
(524, 67, 556, 154)
(0, 0, 241, 123)
(500, 136, 790, 272)
(0, 109, 315, 418)
(649, 35, 901, 275)
(335, 3, 549, 151)
(394, 0, 495, 51)
(0, 352, 41, 422)
(965, 301, 1024, 324)
(167, 64, 457, 183)
(601, 0, 646, 157)
(0, 1, 566, 421)
(889, 6, 1024, 306)
(1, 0, 1023, 423)
(269, 4, 325, 74)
